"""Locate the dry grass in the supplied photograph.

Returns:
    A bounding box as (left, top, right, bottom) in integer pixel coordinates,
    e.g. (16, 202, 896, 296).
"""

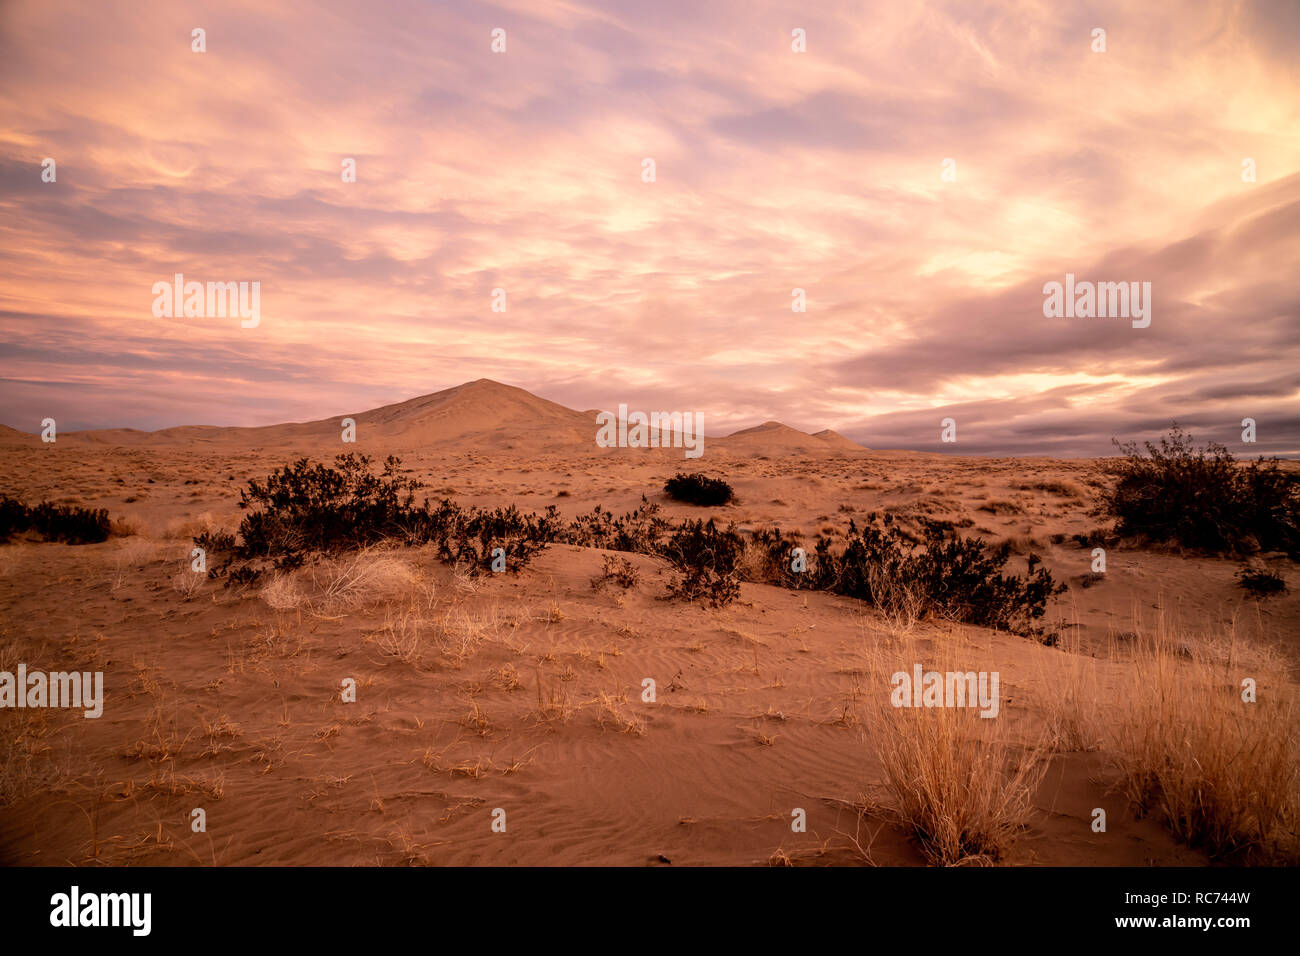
(1011, 479, 1087, 498)
(252, 547, 435, 615)
(865, 565, 928, 632)
(992, 533, 1047, 555)
(171, 569, 205, 600)
(308, 548, 428, 610)
(0, 710, 71, 806)
(461, 698, 492, 736)
(871, 705, 1047, 865)
(260, 572, 305, 611)
(865, 632, 1048, 865)
(1102, 621, 1300, 863)
(495, 663, 522, 691)
(365, 606, 426, 665)
(532, 672, 575, 726)
(594, 691, 645, 736)
(436, 603, 512, 666)
(1036, 634, 1104, 753)
(109, 537, 158, 589)
(162, 511, 225, 540)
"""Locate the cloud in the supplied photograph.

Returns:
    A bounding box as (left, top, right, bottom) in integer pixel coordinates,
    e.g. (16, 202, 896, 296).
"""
(0, 0, 1296, 456)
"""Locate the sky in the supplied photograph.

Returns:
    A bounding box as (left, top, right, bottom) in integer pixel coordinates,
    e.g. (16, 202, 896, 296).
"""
(1, 0, 1298, 456)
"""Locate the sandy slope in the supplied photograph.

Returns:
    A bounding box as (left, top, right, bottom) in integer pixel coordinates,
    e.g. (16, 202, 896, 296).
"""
(0, 383, 1295, 866)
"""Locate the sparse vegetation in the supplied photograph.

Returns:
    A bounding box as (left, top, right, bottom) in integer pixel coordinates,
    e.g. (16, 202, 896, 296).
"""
(1071, 528, 1111, 549)
(1105, 628, 1299, 863)
(591, 554, 640, 591)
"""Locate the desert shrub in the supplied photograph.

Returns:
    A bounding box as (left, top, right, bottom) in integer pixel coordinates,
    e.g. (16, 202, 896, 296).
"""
(743, 514, 1064, 634)
(831, 516, 1064, 632)
(591, 555, 640, 591)
(0, 496, 112, 545)
(566, 497, 668, 553)
(236, 454, 421, 568)
(194, 528, 236, 556)
(664, 473, 735, 507)
(661, 519, 743, 607)
(0, 497, 25, 541)
(745, 527, 817, 590)
(206, 455, 559, 581)
(1237, 568, 1287, 597)
(432, 502, 561, 574)
(903, 524, 1063, 632)
(227, 565, 261, 589)
(1071, 528, 1112, 549)
(1012, 479, 1084, 497)
(193, 528, 240, 579)
(1103, 424, 1300, 554)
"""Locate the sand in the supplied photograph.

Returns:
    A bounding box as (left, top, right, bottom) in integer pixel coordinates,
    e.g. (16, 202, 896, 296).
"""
(0, 380, 1294, 866)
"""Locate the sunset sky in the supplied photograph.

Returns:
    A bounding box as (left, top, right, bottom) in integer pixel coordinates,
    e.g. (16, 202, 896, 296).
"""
(1, 0, 1298, 455)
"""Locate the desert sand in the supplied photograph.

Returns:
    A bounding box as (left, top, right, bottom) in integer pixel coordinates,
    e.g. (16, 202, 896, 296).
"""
(0, 380, 1295, 866)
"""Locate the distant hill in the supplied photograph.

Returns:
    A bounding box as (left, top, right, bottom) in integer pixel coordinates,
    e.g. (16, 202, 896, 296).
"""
(714, 420, 869, 456)
(0, 379, 871, 456)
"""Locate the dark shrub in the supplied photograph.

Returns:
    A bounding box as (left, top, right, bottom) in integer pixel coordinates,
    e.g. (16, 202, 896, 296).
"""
(1237, 568, 1287, 597)
(0, 495, 112, 545)
(900, 521, 1064, 631)
(664, 473, 735, 507)
(432, 502, 561, 574)
(194, 529, 236, 555)
(227, 565, 262, 589)
(747, 526, 818, 590)
(206, 455, 560, 581)
(661, 519, 743, 607)
(1072, 528, 1112, 549)
(0, 496, 27, 541)
(566, 497, 668, 553)
(591, 555, 640, 591)
(194, 528, 239, 579)
(236, 454, 421, 567)
(1103, 424, 1300, 554)
(742, 513, 1065, 634)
